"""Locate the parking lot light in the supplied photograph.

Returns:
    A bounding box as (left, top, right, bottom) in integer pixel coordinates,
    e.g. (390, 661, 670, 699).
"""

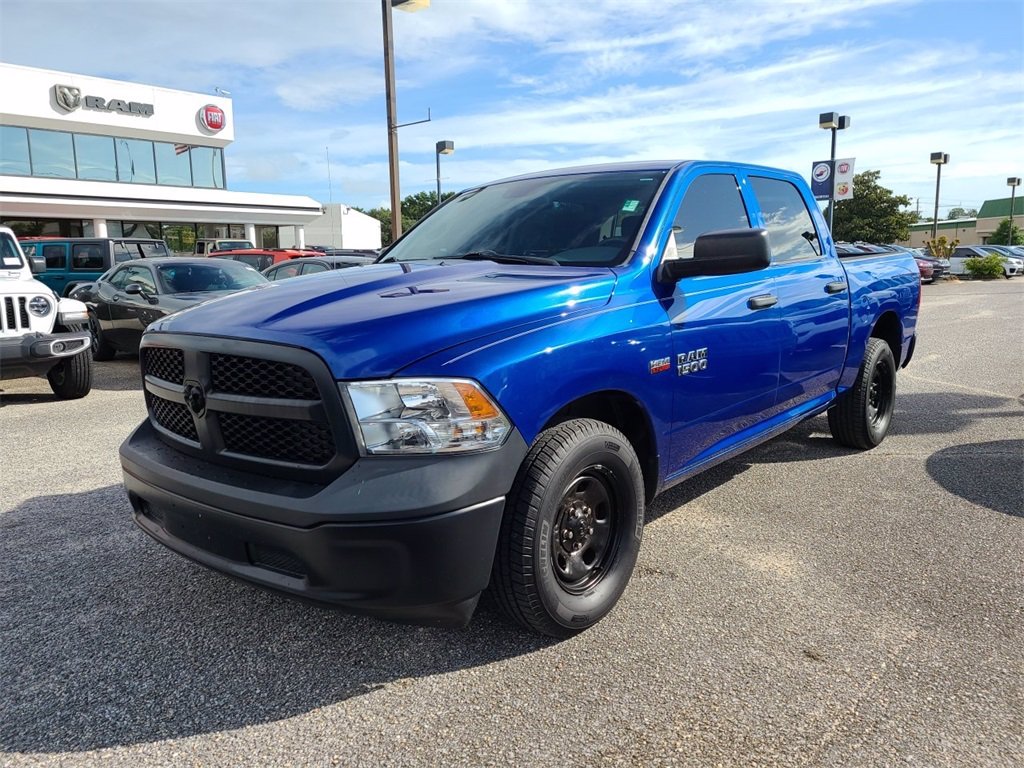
(1008, 177, 1021, 245)
(930, 153, 950, 241)
(435, 140, 454, 207)
(818, 112, 850, 232)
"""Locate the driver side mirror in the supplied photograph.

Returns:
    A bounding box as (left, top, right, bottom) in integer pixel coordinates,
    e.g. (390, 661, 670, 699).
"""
(124, 282, 158, 303)
(657, 228, 771, 283)
(29, 256, 46, 274)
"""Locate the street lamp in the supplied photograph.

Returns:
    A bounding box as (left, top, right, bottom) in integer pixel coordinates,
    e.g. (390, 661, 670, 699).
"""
(1008, 177, 1021, 245)
(381, 0, 430, 243)
(436, 140, 454, 206)
(818, 112, 850, 232)
(930, 152, 950, 241)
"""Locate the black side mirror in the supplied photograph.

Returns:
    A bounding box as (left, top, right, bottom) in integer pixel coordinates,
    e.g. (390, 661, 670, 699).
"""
(124, 282, 144, 295)
(658, 228, 772, 283)
(29, 256, 46, 274)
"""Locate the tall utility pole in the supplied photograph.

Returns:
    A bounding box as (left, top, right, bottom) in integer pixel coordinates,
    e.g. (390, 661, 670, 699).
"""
(382, 0, 401, 243)
(1008, 177, 1021, 244)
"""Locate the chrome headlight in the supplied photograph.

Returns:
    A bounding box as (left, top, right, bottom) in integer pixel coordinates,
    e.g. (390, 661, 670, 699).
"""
(28, 296, 52, 316)
(344, 379, 511, 455)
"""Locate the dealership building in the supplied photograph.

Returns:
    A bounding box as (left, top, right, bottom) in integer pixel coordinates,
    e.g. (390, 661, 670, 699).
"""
(0, 62, 331, 252)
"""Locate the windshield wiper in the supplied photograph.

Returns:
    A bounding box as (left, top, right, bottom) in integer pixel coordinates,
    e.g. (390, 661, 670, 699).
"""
(447, 250, 559, 266)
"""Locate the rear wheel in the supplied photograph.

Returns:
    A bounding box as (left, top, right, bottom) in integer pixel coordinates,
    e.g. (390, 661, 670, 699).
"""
(492, 419, 644, 637)
(47, 350, 92, 399)
(828, 337, 896, 449)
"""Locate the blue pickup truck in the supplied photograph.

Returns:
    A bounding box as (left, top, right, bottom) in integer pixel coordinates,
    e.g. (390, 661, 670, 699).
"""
(120, 161, 919, 636)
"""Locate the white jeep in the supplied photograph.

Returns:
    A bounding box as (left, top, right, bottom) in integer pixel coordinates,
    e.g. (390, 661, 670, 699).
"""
(0, 226, 93, 399)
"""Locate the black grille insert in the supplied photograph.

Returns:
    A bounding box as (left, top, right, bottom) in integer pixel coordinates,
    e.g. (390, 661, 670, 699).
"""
(248, 543, 307, 578)
(144, 347, 185, 385)
(146, 392, 198, 442)
(210, 354, 320, 400)
(219, 412, 334, 466)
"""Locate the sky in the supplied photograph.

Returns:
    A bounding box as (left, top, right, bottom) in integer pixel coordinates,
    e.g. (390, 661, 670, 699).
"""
(1, 0, 1022, 217)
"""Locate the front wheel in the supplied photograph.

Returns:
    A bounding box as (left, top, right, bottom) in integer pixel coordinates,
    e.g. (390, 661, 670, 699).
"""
(492, 419, 644, 637)
(828, 337, 896, 449)
(47, 351, 93, 399)
(89, 314, 116, 361)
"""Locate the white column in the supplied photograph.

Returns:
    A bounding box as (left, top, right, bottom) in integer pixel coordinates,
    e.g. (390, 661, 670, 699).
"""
(295, 226, 305, 249)
(244, 223, 257, 247)
(92, 218, 108, 238)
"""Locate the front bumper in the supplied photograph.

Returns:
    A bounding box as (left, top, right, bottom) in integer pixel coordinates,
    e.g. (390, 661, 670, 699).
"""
(0, 330, 90, 380)
(120, 419, 530, 626)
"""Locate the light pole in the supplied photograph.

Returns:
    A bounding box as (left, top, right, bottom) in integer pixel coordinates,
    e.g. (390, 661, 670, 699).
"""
(435, 140, 454, 206)
(381, 0, 430, 243)
(818, 111, 850, 233)
(1008, 177, 1021, 245)
(930, 153, 949, 241)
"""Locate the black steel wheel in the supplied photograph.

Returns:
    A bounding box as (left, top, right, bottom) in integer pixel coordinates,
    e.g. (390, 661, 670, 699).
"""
(492, 419, 644, 637)
(828, 337, 897, 449)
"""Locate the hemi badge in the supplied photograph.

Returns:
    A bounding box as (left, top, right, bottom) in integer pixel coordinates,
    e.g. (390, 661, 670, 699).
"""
(649, 357, 671, 374)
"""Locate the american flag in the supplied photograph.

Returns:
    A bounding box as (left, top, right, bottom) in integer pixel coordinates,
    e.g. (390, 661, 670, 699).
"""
(174, 144, 191, 156)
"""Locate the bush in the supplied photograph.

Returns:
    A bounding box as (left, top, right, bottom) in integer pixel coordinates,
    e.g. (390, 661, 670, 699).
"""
(964, 254, 1006, 279)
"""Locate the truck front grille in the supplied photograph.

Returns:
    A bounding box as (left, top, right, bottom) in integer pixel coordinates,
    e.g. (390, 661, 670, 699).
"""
(139, 337, 354, 479)
(2, 297, 29, 333)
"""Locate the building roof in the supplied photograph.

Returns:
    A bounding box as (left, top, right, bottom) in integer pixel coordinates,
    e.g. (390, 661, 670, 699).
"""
(909, 218, 976, 231)
(977, 196, 1024, 219)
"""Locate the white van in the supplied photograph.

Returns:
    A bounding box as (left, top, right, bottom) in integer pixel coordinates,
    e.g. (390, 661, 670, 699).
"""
(0, 226, 93, 398)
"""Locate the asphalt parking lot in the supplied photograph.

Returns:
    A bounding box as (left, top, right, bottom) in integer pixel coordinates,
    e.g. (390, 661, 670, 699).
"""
(2, 279, 1021, 767)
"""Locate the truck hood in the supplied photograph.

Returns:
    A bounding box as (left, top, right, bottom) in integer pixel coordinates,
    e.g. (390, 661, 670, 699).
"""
(149, 261, 617, 378)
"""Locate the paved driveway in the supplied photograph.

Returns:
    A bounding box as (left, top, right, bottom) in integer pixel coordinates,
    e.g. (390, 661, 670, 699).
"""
(1, 279, 1021, 767)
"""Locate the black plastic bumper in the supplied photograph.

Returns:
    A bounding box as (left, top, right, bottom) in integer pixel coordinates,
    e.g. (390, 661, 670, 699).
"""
(121, 419, 529, 626)
(0, 330, 90, 380)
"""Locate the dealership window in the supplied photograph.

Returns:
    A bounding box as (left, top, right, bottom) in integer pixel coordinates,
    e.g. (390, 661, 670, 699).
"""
(121, 221, 161, 239)
(74, 134, 117, 181)
(0, 126, 31, 175)
(161, 223, 197, 254)
(154, 142, 193, 186)
(28, 129, 75, 179)
(190, 146, 224, 188)
(115, 137, 157, 184)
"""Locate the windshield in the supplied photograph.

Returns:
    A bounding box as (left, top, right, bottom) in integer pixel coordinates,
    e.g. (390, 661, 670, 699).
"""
(156, 261, 267, 293)
(213, 240, 254, 251)
(1, 232, 26, 269)
(382, 170, 668, 267)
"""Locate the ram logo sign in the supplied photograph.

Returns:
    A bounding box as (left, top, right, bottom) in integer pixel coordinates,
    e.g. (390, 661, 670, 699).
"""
(52, 84, 154, 117)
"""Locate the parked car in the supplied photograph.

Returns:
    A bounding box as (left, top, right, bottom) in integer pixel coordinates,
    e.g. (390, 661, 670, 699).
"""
(950, 245, 1022, 278)
(192, 238, 255, 255)
(211, 248, 326, 271)
(75, 257, 267, 358)
(914, 257, 935, 283)
(0, 227, 92, 399)
(262, 253, 377, 281)
(19, 236, 170, 296)
(121, 160, 920, 637)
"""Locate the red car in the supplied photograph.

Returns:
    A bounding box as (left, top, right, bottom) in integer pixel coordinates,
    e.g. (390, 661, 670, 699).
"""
(210, 248, 324, 271)
(915, 257, 935, 284)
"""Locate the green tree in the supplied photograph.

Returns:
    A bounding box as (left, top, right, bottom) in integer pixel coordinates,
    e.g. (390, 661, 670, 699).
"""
(988, 218, 1024, 245)
(946, 207, 977, 220)
(924, 235, 959, 259)
(827, 170, 917, 243)
(357, 191, 458, 246)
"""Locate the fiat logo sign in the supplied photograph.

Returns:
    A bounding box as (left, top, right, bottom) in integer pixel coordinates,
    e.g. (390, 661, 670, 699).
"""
(199, 104, 226, 132)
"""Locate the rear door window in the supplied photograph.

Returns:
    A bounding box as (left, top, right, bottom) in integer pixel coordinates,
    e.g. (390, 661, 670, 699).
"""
(71, 243, 106, 270)
(43, 243, 68, 269)
(269, 263, 303, 280)
(748, 176, 822, 263)
(301, 262, 329, 275)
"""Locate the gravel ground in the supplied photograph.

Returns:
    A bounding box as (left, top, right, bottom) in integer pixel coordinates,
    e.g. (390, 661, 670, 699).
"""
(1, 278, 1021, 767)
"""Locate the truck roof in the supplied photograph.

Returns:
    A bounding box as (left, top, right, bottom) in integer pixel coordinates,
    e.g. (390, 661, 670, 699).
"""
(488, 160, 803, 186)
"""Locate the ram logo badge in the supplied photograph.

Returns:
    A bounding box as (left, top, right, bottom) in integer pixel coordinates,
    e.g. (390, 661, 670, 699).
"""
(677, 347, 708, 375)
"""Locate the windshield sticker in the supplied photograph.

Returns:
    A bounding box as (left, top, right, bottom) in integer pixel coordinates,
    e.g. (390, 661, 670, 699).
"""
(621, 199, 640, 213)
(3, 257, 21, 266)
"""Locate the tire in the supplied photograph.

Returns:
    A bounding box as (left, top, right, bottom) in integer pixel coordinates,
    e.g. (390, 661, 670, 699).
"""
(47, 350, 93, 399)
(492, 419, 645, 637)
(828, 337, 896, 449)
(89, 314, 116, 361)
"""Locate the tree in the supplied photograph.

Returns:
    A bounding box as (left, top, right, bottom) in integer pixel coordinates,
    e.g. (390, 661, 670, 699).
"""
(827, 170, 917, 244)
(923, 235, 959, 259)
(988, 218, 1024, 246)
(946, 207, 977, 220)
(357, 191, 458, 246)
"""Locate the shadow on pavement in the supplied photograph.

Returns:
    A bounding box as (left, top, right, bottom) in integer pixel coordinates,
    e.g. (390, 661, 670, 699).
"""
(925, 440, 1024, 518)
(0, 358, 141, 405)
(0, 486, 553, 753)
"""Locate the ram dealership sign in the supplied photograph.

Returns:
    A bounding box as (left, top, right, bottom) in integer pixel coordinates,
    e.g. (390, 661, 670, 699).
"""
(52, 84, 154, 117)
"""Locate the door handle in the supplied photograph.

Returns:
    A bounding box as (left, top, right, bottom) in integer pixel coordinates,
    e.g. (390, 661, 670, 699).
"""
(825, 281, 848, 294)
(747, 294, 778, 310)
